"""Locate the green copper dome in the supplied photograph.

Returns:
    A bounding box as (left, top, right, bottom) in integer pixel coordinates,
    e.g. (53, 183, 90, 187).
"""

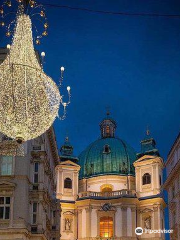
(79, 113, 137, 179)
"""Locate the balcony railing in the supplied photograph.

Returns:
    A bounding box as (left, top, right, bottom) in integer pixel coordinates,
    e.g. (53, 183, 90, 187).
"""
(78, 189, 136, 199)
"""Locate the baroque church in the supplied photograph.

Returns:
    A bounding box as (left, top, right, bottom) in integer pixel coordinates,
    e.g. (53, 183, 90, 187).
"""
(56, 113, 166, 240)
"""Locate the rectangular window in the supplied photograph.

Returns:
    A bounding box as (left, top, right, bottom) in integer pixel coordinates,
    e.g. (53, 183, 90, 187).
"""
(0, 197, 10, 220)
(34, 163, 39, 184)
(32, 202, 38, 224)
(0, 156, 13, 176)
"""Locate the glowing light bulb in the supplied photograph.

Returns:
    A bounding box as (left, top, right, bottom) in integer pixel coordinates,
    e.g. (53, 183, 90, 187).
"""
(40, 10, 45, 17)
(7, 44, 11, 49)
(0, 22, 5, 27)
(44, 23, 48, 29)
(0, 8, 4, 15)
(61, 66, 65, 72)
(41, 52, 45, 57)
(67, 86, 70, 91)
(36, 39, 40, 45)
(6, 31, 11, 37)
(6, 1, 11, 7)
(42, 31, 48, 36)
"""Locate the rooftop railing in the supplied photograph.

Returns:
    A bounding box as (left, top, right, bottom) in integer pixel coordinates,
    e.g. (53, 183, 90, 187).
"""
(78, 189, 136, 199)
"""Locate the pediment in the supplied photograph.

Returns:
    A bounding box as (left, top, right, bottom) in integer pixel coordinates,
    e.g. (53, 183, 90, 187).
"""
(136, 155, 155, 163)
(60, 160, 80, 168)
(134, 154, 163, 167)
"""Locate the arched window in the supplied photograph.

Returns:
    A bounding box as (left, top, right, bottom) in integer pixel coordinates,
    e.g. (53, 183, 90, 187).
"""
(64, 178, 72, 189)
(101, 184, 113, 193)
(142, 173, 151, 185)
(104, 145, 110, 154)
(100, 216, 113, 238)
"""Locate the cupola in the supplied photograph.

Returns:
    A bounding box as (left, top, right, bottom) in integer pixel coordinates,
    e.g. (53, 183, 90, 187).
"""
(99, 111, 117, 138)
(137, 129, 160, 158)
(60, 137, 79, 163)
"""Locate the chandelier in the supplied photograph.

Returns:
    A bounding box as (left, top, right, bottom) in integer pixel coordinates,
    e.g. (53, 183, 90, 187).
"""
(0, 1, 71, 143)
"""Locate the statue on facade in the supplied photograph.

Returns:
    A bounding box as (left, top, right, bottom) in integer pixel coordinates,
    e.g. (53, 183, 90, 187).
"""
(65, 218, 71, 231)
(144, 216, 151, 229)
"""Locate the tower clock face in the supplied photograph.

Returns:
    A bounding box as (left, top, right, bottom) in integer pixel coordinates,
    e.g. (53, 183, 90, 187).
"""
(102, 203, 111, 211)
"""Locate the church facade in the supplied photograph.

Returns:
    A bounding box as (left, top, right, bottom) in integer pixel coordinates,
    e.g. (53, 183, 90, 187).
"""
(56, 114, 166, 240)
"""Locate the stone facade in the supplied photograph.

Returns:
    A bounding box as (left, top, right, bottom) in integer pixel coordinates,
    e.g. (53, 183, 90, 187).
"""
(56, 154, 165, 240)
(164, 133, 180, 240)
(0, 128, 60, 240)
(56, 117, 166, 240)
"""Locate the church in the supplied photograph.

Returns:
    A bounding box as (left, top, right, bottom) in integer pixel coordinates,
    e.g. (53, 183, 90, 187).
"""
(56, 113, 166, 240)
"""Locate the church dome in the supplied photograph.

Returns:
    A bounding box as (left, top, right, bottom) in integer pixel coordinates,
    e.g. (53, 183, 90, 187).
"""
(79, 113, 137, 179)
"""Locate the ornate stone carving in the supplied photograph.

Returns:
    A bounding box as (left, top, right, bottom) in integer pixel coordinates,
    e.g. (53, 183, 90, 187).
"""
(65, 218, 71, 231)
(131, 207, 136, 212)
(153, 206, 158, 212)
(144, 216, 151, 230)
(121, 206, 127, 211)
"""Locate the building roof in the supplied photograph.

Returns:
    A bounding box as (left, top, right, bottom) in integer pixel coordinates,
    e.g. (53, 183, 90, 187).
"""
(60, 137, 79, 163)
(137, 130, 160, 158)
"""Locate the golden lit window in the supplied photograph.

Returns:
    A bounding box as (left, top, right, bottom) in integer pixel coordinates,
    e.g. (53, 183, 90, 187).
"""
(100, 216, 113, 238)
(106, 126, 110, 134)
(102, 187, 112, 193)
(101, 184, 113, 192)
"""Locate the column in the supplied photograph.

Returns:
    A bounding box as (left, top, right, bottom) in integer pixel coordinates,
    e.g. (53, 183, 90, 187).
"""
(61, 171, 64, 194)
(57, 170, 60, 193)
(91, 208, 98, 237)
(74, 210, 78, 240)
(82, 209, 86, 238)
(86, 207, 92, 238)
(140, 168, 142, 192)
(156, 165, 160, 189)
(78, 209, 83, 239)
(115, 207, 122, 237)
(72, 172, 75, 196)
(153, 206, 158, 230)
(121, 206, 127, 236)
(136, 168, 140, 193)
(127, 207, 132, 236)
(131, 207, 136, 237)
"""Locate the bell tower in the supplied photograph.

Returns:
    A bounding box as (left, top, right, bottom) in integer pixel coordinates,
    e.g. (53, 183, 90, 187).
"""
(56, 137, 80, 201)
(134, 130, 165, 239)
(56, 137, 80, 240)
(134, 130, 164, 198)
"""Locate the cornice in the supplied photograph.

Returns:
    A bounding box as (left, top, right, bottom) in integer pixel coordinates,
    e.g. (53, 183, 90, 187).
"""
(163, 160, 180, 190)
(47, 127, 59, 166)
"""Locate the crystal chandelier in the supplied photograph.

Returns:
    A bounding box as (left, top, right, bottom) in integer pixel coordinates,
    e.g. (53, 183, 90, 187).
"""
(0, 2, 71, 143)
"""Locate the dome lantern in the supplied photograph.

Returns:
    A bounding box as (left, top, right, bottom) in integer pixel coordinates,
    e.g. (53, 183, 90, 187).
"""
(100, 111, 117, 138)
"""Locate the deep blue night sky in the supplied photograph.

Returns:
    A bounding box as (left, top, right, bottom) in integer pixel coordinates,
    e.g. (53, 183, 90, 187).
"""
(40, 0, 180, 161)
(1, 0, 180, 238)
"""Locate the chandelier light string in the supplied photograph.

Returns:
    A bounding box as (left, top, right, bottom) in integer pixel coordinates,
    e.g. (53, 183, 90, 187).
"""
(0, 9, 71, 142)
(0, 0, 49, 45)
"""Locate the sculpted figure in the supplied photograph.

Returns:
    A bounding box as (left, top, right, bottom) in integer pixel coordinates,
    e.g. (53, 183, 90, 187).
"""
(144, 217, 151, 229)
